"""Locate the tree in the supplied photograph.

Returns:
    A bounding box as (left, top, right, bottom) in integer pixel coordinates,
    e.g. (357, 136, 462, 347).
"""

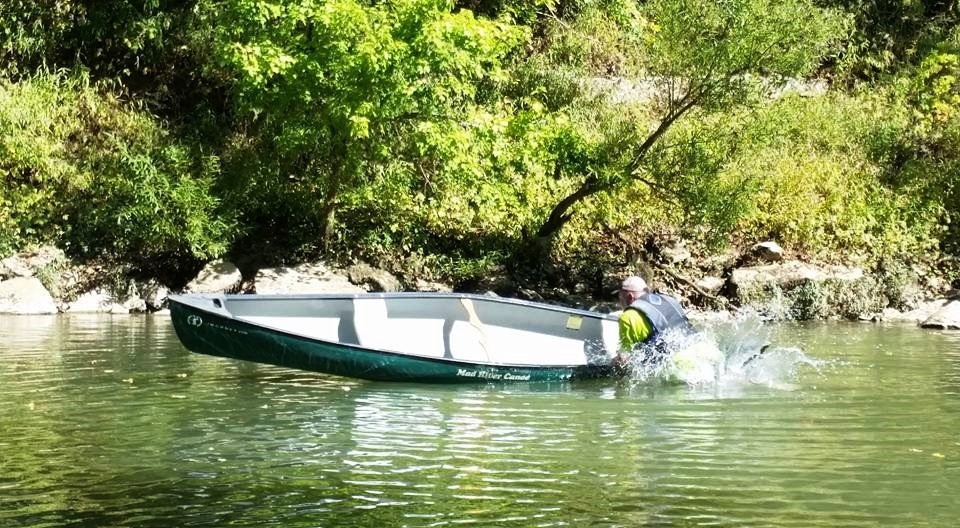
(824, 0, 959, 81)
(529, 0, 843, 246)
(203, 0, 522, 250)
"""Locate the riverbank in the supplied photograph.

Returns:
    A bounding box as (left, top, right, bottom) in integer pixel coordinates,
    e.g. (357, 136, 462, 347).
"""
(2, 244, 958, 329)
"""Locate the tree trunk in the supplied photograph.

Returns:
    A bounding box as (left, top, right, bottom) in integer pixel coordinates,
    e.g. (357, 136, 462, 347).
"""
(535, 178, 601, 240)
(319, 192, 338, 249)
(531, 95, 700, 244)
(317, 152, 346, 251)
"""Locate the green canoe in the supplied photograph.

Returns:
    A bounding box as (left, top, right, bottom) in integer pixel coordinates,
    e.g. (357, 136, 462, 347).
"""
(169, 293, 620, 383)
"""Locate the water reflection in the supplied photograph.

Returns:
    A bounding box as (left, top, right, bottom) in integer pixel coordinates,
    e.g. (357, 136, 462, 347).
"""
(2, 316, 960, 527)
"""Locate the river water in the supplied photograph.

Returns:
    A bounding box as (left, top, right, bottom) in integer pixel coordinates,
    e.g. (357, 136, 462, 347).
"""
(2, 314, 959, 527)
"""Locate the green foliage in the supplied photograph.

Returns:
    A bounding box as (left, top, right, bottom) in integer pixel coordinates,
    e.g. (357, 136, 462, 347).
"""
(205, 0, 524, 255)
(0, 73, 233, 278)
(909, 51, 960, 129)
(32, 250, 70, 300)
(784, 277, 882, 320)
(0, 1, 191, 81)
(868, 38, 960, 260)
(788, 280, 829, 320)
(641, 115, 759, 248)
(640, 0, 844, 108)
(828, 0, 958, 82)
(524, 0, 845, 247)
(722, 93, 942, 264)
(533, 0, 650, 78)
(0, 0, 72, 77)
(330, 99, 571, 267)
(0, 75, 89, 254)
(875, 256, 920, 310)
(3, 0, 960, 298)
(67, 142, 231, 269)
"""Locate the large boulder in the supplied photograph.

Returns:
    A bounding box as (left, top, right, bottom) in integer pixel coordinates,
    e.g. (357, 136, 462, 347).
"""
(0, 255, 32, 278)
(141, 280, 170, 311)
(414, 279, 453, 293)
(731, 260, 863, 288)
(729, 260, 878, 320)
(880, 299, 949, 324)
(67, 289, 114, 313)
(0, 246, 92, 301)
(0, 277, 57, 314)
(185, 260, 242, 293)
(346, 262, 402, 292)
(254, 262, 365, 294)
(0, 246, 65, 278)
(660, 241, 692, 264)
(920, 300, 960, 330)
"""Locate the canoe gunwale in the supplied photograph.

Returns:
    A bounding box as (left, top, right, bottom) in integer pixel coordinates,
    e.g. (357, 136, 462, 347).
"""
(172, 296, 601, 370)
(170, 291, 615, 320)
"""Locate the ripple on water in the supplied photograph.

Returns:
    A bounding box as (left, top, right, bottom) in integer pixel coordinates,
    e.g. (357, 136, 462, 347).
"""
(3, 317, 960, 527)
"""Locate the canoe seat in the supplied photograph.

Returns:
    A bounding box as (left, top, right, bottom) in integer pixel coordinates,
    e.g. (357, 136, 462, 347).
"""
(349, 297, 608, 365)
(352, 298, 446, 357)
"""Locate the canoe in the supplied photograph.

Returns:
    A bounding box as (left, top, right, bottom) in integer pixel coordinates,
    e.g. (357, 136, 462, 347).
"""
(169, 292, 621, 383)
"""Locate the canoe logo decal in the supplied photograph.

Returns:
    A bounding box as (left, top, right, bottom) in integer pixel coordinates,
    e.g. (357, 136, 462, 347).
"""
(456, 368, 530, 381)
(187, 315, 204, 327)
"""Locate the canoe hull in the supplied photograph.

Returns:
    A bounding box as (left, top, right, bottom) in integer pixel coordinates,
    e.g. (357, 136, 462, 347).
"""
(170, 296, 615, 383)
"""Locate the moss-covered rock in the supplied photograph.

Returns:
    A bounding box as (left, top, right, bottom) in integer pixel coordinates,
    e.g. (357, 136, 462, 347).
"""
(729, 260, 885, 320)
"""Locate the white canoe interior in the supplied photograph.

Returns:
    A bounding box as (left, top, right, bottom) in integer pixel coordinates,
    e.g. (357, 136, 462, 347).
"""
(194, 294, 620, 367)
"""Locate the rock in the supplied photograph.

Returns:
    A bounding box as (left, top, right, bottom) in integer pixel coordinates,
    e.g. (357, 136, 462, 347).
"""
(468, 267, 517, 297)
(415, 279, 453, 292)
(0, 256, 32, 278)
(68, 289, 113, 313)
(687, 309, 735, 323)
(894, 282, 927, 311)
(0, 246, 65, 278)
(185, 260, 242, 293)
(124, 296, 147, 313)
(141, 280, 170, 311)
(747, 241, 784, 264)
(878, 307, 905, 322)
(730, 261, 862, 292)
(517, 288, 544, 301)
(0, 277, 57, 314)
(661, 242, 691, 264)
(729, 260, 872, 320)
(695, 276, 725, 295)
(883, 300, 946, 324)
(920, 300, 960, 330)
(347, 262, 402, 292)
(254, 262, 365, 294)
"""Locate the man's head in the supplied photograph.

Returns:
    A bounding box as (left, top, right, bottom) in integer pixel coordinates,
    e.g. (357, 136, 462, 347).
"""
(618, 275, 648, 307)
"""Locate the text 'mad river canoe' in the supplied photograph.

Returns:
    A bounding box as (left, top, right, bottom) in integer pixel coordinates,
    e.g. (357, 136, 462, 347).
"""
(169, 293, 621, 383)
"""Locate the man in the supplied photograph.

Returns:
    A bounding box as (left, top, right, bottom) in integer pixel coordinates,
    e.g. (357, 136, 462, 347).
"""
(615, 275, 693, 370)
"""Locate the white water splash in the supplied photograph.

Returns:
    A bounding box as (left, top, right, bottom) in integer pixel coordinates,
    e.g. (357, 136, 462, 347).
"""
(622, 316, 821, 390)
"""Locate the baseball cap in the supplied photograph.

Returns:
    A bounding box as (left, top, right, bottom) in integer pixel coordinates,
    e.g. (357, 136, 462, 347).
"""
(617, 275, 648, 293)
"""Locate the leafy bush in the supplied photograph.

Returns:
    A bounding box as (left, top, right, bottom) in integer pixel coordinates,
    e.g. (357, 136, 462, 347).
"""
(0, 72, 233, 280)
(725, 94, 943, 265)
(0, 74, 89, 254)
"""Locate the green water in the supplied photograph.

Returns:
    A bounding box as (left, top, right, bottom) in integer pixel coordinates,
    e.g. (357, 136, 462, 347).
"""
(1, 314, 959, 527)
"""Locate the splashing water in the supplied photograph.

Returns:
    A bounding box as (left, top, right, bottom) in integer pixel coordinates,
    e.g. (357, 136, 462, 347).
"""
(622, 316, 821, 390)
